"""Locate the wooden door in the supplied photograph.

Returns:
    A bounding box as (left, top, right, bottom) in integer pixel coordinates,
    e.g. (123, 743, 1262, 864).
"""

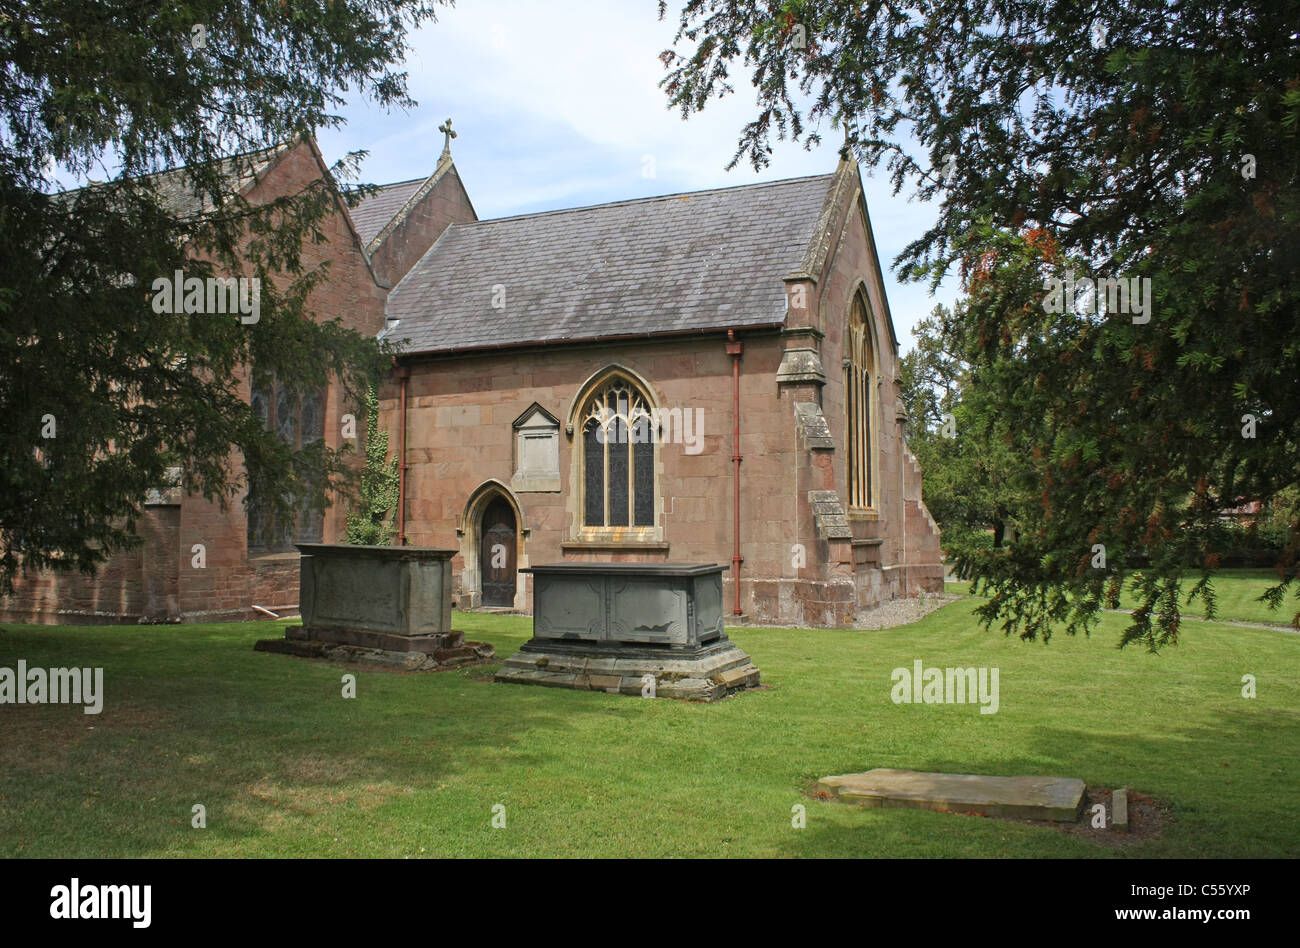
(480, 496, 517, 607)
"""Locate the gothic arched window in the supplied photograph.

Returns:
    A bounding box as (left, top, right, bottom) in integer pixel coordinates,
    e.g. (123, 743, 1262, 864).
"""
(845, 290, 876, 509)
(247, 375, 326, 552)
(580, 375, 656, 528)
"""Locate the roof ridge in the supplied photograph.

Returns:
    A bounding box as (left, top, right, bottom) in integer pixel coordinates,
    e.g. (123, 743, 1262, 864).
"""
(61, 139, 294, 196)
(148, 139, 291, 176)
(465, 171, 837, 227)
(349, 175, 429, 194)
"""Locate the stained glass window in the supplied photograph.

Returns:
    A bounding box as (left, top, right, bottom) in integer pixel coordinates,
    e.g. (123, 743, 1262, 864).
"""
(580, 376, 656, 528)
(247, 372, 328, 552)
(608, 412, 629, 526)
(300, 390, 324, 444)
(275, 388, 296, 443)
(251, 387, 268, 427)
(633, 437, 654, 526)
(583, 419, 603, 525)
(845, 292, 875, 509)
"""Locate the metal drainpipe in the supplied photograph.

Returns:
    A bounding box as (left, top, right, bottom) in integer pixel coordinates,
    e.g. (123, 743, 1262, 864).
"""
(394, 362, 410, 545)
(897, 380, 907, 590)
(726, 330, 744, 615)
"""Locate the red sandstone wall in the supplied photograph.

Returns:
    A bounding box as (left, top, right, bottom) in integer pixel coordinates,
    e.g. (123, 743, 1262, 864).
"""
(173, 138, 389, 623)
(3, 137, 389, 625)
(1, 505, 178, 625)
(390, 333, 800, 616)
(813, 175, 943, 604)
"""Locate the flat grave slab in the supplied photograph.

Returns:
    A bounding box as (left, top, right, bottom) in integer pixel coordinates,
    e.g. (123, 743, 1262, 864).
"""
(818, 768, 1086, 822)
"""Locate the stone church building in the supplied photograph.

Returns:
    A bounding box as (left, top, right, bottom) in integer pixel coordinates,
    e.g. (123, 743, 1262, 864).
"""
(3, 131, 941, 627)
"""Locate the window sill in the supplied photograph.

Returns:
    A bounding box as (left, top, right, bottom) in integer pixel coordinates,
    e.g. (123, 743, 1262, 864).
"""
(562, 539, 670, 553)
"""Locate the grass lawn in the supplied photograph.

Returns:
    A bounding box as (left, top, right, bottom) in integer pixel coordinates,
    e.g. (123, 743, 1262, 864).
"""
(946, 568, 1300, 628)
(2, 601, 1296, 858)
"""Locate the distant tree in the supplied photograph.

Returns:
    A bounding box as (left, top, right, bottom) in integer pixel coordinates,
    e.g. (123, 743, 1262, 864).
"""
(345, 388, 399, 546)
(660, 0, 1300, 646)
(898, 306, 961, 435)
(1, 1, 446, 592)
(901, 304, 1027, 551)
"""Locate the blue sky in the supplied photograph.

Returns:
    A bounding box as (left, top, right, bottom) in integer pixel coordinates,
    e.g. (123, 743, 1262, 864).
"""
(314, 0, 958, 354)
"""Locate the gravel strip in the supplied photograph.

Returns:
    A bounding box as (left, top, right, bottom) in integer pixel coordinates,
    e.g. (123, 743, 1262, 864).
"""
(851, 593, 965, 630)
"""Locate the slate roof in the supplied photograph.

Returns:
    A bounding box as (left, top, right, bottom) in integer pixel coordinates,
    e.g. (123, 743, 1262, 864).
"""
(384, 172, 838, 354)
(55, 143, 292, 222)
(139, 143, 290, 219)
(349, 177, 426, 246)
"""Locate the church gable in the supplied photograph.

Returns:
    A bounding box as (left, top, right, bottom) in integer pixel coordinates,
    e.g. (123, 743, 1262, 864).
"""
(352, 154, 478, 289)
(784, 159, 942, 600)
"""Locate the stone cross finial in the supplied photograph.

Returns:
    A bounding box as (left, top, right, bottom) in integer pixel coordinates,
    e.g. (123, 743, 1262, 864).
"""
(438, 118, 457, 159)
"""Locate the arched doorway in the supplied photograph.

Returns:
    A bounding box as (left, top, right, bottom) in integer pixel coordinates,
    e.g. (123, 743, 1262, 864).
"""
(479, 496, 517, 607)
(457, 481, 528, 610)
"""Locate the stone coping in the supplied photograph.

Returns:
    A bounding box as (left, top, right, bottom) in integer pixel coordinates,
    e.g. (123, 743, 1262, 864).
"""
(523, 562, 724, 577)
(294, 543, 456, 561)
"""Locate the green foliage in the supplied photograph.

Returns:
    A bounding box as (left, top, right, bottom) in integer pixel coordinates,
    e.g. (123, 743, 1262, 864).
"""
(661, 0, 1300, 648)
(0, 1, 446, 591)
(900, 304, 1027, 551)
(345, 388, 399, 546)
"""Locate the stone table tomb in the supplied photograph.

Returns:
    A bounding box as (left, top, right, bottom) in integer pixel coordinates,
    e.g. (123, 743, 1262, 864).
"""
(495, 562, 760, 700)
(254, 544, 494, 671)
